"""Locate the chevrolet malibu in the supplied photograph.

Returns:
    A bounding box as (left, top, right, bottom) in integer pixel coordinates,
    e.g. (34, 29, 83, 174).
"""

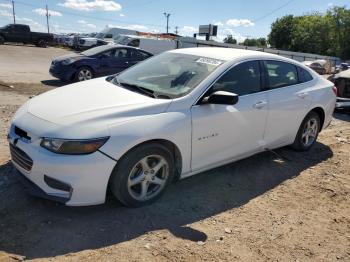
(8, 48, 336, 207)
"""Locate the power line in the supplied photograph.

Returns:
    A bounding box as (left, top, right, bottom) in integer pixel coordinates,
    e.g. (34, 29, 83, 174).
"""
(253, 0, 296, 23)
(12, 0, 165, 29)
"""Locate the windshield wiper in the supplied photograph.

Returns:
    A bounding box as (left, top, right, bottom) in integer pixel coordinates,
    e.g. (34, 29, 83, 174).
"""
(117, 81, 156, 98)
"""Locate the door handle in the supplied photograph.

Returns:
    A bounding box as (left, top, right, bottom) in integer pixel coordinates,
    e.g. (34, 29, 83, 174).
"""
(253, 101, 267, 109)
(297, 92, 309, 98)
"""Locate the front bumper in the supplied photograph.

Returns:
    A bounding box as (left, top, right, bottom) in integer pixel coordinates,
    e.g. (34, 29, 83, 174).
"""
(49, 62, 75, 82)
(335, 97, 350, 109)
(15, 170, 71, 204)
(8, 127, 117, 206)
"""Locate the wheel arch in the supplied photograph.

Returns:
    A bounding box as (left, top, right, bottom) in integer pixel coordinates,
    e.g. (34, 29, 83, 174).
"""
(111, 139, 183, 182)
(309, 106, 325, 130)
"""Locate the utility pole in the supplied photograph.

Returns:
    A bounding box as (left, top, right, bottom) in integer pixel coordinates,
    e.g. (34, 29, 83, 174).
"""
(174, 26, 179, 35)
(12, 1, 15, 24)
(45, 4, 50, 34)
(163, 12, 170, 34)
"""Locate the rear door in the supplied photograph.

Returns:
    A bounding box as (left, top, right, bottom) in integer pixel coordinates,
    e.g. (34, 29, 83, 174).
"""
(262, 60, 313, 148)
(191, 60, 269, 171)
(97, 48, 117, 76)
(108, 47, 131, 74)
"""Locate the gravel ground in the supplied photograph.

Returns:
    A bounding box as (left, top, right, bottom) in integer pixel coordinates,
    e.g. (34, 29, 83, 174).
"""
(0, 83, 349, 262)
(0, 44, 72, 83)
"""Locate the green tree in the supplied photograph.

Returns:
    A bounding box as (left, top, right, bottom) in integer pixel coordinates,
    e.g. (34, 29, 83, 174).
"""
(241, 37, 267, 47)
(327, 6, 350, 59)
(268, 15, 294, 50)
(290, 13, 333, 55)
(223, 35, 237, 44)
(268, 6, 350, 59)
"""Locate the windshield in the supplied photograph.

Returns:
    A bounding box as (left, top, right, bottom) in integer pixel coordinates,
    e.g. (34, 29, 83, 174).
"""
(95, 33, 105, 39)
(111, 52, 223, 99)
(81, 45, 112, 56)
(114, 35, 131, 45)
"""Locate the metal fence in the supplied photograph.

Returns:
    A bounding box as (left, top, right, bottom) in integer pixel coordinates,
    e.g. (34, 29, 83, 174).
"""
(177, 38, 341, 66)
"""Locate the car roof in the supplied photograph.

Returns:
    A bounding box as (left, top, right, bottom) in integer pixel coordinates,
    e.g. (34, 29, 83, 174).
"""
(169, 47, 290, 62)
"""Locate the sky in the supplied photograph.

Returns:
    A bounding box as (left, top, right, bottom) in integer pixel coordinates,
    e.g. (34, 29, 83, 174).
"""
(0, 0, 349, 42)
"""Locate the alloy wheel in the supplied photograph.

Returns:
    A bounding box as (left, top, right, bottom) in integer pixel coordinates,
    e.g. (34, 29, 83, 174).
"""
(127, 155, 169, 202)
(78, 69, 92, 81)
(301, 117, 318, 147)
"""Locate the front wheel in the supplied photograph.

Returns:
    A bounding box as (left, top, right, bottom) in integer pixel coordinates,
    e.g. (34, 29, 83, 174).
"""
(0, 36, 4, 45)
(75, 67, 94, 81)
(291, 111, 321, 151)
(109, 143, 174, 207)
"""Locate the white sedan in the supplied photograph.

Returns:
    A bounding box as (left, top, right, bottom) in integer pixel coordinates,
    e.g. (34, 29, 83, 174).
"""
(8, 48, 336, 207)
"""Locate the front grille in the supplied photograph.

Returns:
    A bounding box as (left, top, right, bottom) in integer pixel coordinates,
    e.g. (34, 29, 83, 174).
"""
(10, 144, 33, 172)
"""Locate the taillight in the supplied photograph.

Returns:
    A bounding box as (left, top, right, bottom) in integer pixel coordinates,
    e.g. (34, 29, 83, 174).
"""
(332, 86, 337, 96)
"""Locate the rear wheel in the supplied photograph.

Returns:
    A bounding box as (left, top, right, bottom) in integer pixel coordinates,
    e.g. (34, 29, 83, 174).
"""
(109, 143, 174, 207)
(0, 36, 4, 45)
(36, 39, 47, 48)
(291, 111, 320, 151)
(75, 67, 94, 81)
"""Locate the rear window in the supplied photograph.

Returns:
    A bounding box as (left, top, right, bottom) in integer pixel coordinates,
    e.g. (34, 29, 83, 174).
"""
(297, 66, 313, 83)
(265, 60, 298, 89)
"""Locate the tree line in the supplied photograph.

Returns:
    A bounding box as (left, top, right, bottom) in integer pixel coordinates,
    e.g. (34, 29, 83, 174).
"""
(224, 6, 350, 60)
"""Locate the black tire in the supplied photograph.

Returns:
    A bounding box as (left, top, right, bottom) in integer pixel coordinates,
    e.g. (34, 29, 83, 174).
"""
(291, 111, 321, 151)
(74, 66, 94, 82)
(36, 39, 47, 48)
(0, 36, 4, 45)
(109, 143, 175, 207)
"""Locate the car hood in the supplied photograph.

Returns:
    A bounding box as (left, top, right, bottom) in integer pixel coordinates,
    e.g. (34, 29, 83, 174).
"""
(27, 78, 172, 127)
(53, 53, 85, 62)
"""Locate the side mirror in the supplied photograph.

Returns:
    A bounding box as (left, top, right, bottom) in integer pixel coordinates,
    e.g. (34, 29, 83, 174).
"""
(203, 91, 239, 105)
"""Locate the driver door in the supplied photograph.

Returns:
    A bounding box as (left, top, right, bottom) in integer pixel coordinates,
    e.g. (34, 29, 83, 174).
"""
(191, 60, 269, 171)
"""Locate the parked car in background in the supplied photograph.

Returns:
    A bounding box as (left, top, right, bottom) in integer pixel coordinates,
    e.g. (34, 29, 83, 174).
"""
(49, 45, 153, 82)
(302, 60, 327, 75)
(331, 69, 350, 111)
(11, 48, 336, 207)
(74, 36, 109, 50)
(114, 34, 177, 54)
(336, 63, 349, 73)
(0, 24, 53, 47)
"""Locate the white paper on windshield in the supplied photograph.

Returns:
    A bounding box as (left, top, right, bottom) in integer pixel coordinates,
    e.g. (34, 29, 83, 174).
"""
(196, 57, 223, 66)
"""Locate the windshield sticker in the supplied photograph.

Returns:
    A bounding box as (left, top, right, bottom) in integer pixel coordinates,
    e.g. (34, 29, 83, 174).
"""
(196, 57, 223, 66)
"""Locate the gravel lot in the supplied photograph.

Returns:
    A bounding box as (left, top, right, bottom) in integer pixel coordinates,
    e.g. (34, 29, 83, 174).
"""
(0, 45, 349, 262)
(0, 44, 72, 83)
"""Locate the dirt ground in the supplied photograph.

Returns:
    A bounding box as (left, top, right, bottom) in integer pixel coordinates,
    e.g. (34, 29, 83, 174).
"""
(0, 81, 349, 262)
(0, 44, 72, 83)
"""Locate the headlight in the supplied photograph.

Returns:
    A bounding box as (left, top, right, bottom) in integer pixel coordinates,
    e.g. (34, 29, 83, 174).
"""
(40, 137, 109, 155)
(61, 58, 75, 65)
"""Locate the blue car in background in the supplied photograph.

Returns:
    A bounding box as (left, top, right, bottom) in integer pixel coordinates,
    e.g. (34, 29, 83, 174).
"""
(49, 45, 153, 82)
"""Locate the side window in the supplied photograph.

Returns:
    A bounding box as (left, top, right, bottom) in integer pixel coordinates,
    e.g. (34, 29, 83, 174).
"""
(128, 39, 140, 47)
(265, 60, 298, 89)
(297, 66, 313, 83)
(114, 48, 129, 59)
(212, 61, 261, 96)
(131, 50, 151, 61)
(100, 49, 115, 58)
